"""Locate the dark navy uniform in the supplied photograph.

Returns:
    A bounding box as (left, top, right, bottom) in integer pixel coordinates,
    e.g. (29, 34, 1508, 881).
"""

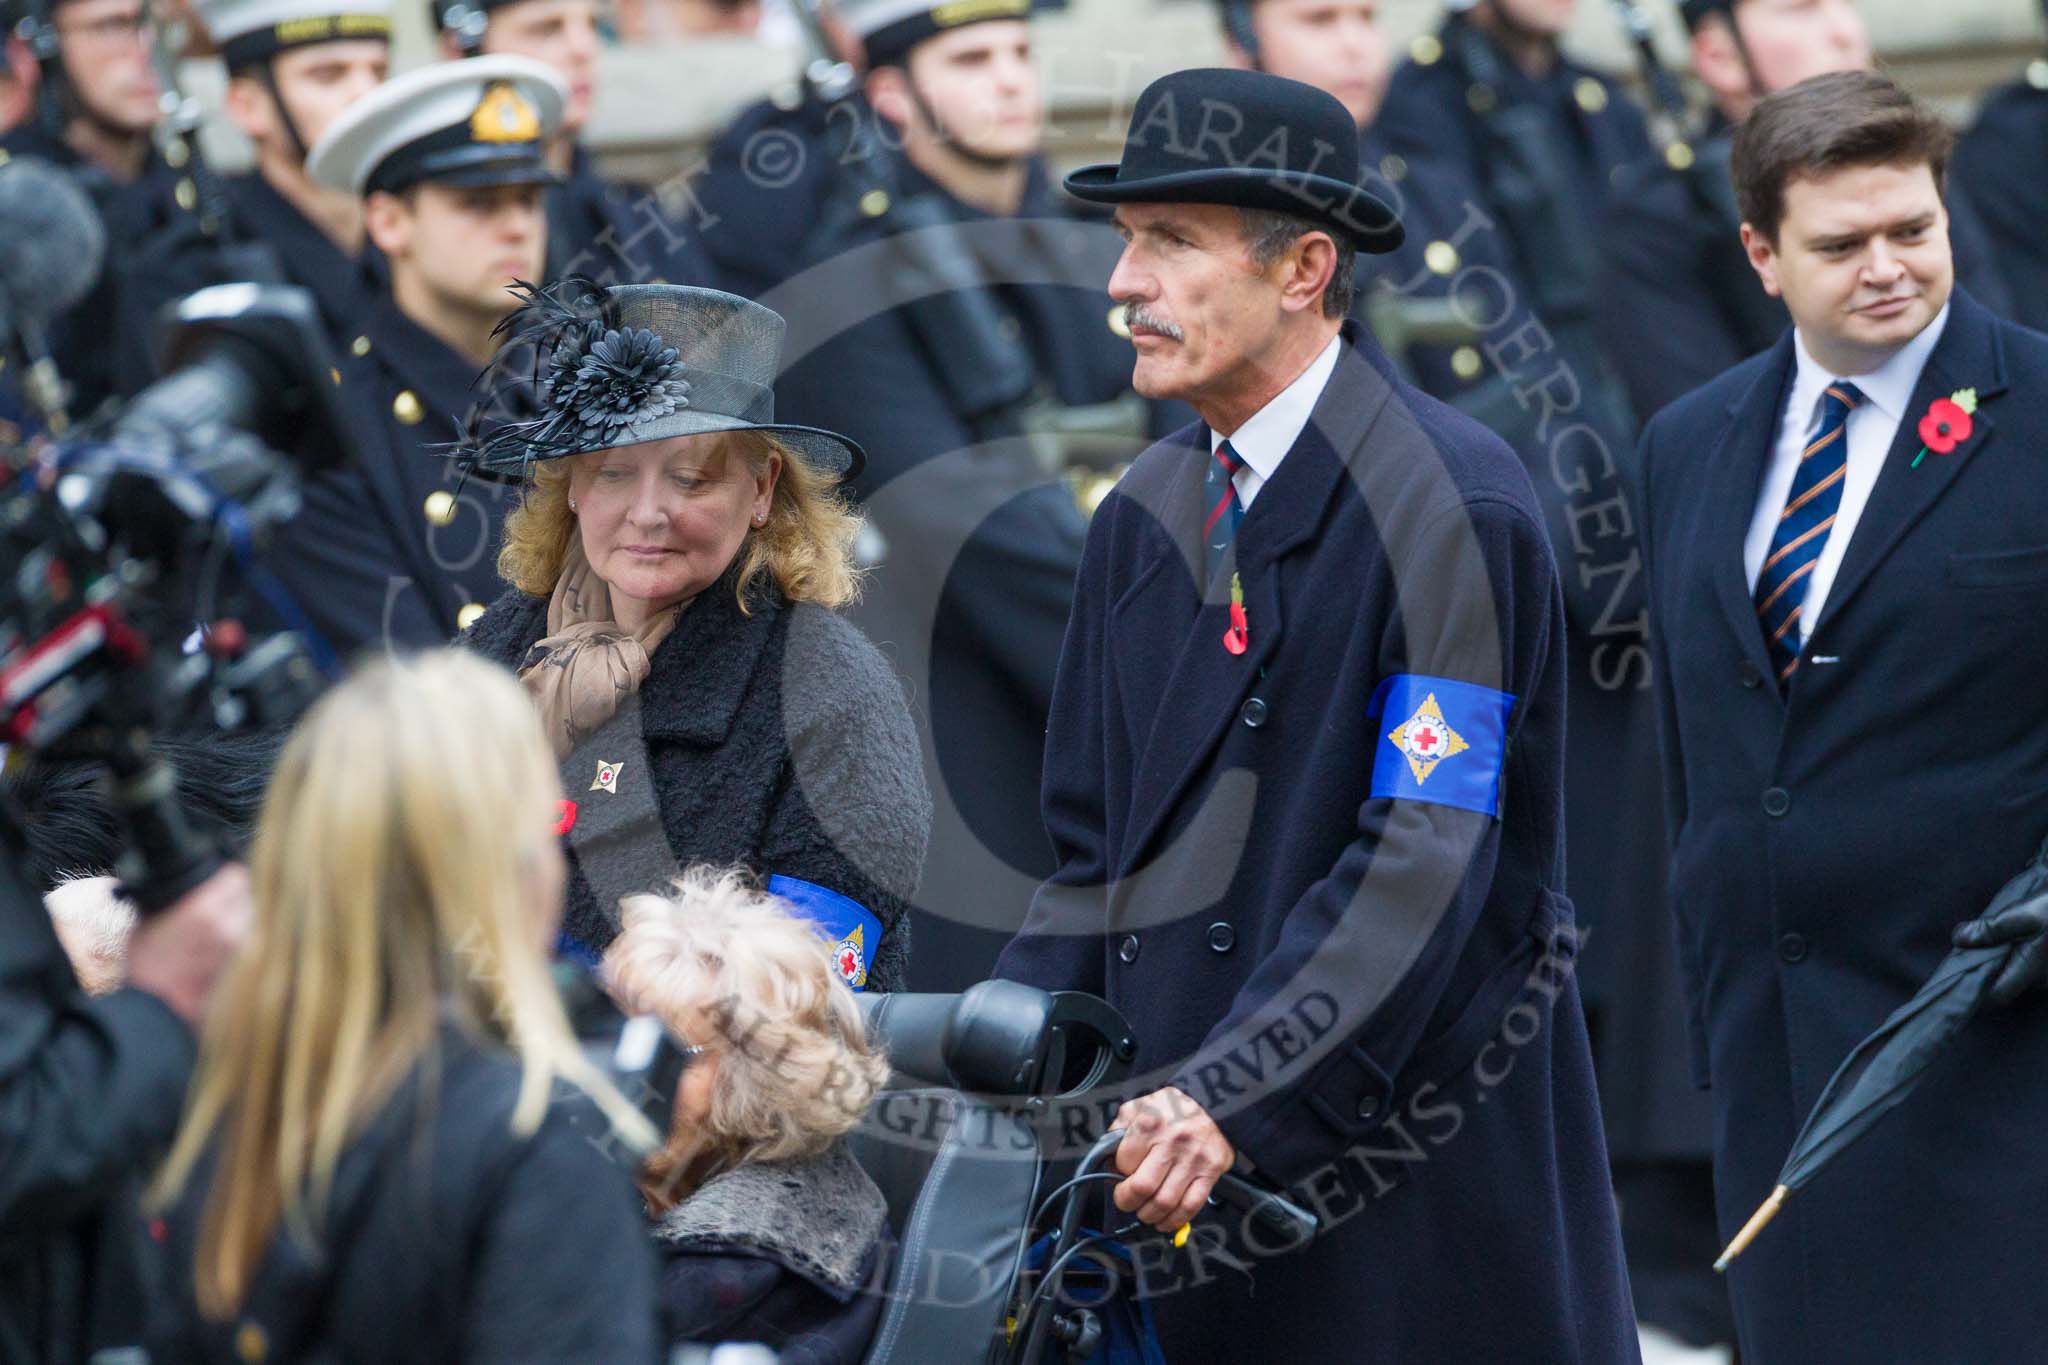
(272, 55, 562, 655)
(775, 154, 1174, 991)
(0, 122, 189, 418)
(1641, 288, 2048, 1363)
(997, 323, 1636, 1361)
(1377, 14, 1684, 1211)
(546, 141, 715, 287)
(115, 172, 381, 387)
(692, 89, 846, 299)
(1953, 62, 2048, 333)
(279, 293, 521, 652)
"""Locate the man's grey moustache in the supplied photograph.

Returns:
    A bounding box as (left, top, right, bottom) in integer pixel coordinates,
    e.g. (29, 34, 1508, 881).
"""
(1124, 304, 1184, 341)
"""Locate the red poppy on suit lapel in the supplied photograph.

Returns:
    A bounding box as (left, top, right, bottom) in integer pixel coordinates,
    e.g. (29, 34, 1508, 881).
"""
(1912, 388, 1979, 466)
(554, 799, 578, 836)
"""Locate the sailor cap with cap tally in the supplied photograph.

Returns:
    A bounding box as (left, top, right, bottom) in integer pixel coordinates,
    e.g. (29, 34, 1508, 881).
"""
(304, 54, 565, 197)
(837, 0, 1031, 67)
(194, 0, 394, 74)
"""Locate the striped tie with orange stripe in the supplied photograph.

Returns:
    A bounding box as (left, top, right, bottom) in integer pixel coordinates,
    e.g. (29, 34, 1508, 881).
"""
(1756, 381, 1865, 683)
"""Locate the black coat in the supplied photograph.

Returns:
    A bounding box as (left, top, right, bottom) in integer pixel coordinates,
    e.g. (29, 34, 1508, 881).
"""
(1954, 76, 2048, 333)
(1639, 288, 2048, 1363)
(994, 325, 1635, 1362)
(146, 1028, 659, 1364)
(268, 295, 521, 657)
(774, 158, 1171, 990)
(462, 575, 929, 988)
(0, 861, 195, 1365)
(653, 1142, 888, 1364)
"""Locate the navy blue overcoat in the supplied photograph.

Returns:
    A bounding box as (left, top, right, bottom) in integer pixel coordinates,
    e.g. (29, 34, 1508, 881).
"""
(1640, 288, 2048, 1363)
(996, 325, 1636, 1363)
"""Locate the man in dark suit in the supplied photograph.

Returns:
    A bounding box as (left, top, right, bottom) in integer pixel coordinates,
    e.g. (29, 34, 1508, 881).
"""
(1600, 0, 2014, 424)
(994, 68, 1635, 1362)
(1639, 71, 2048, 1363)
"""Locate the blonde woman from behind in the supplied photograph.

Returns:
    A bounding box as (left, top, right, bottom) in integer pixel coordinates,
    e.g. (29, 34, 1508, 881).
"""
(605, 867, 893, 1363)
(147, 650, 663, 1365)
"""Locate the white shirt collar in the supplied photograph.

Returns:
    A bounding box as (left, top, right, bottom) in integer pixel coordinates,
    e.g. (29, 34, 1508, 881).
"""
(1788, 298, 1952, 428)
(1209, 333, 1344, 480)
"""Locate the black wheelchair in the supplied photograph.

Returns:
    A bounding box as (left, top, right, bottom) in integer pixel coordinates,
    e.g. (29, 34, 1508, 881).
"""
(848, 984, 1318, 1365)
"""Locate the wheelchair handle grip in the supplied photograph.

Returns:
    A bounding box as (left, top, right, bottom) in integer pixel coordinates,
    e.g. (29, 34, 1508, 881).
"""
(1209, 1170, 1319, 1245)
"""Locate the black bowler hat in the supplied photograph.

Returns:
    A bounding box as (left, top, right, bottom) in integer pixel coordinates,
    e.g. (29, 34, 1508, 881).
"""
(1065, 68, 1404, 254)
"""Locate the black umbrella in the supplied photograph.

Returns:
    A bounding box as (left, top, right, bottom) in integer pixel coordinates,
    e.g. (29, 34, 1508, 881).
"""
(1714, 844, 2048, 1271)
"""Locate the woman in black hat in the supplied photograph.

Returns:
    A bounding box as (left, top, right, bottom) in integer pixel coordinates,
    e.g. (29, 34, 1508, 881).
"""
(458, 280, 929, 991)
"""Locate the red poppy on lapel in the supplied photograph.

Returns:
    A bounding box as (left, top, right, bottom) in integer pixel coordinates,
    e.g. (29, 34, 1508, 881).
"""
(554, 799, 578, 836)
(1912, 389, 1979, 466)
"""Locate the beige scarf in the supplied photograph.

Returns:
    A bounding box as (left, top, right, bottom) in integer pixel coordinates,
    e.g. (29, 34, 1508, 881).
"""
(518, 538, 689, 759)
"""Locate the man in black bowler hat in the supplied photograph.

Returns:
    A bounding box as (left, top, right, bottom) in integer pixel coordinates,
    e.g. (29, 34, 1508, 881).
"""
(993, 67, 1636, 1362)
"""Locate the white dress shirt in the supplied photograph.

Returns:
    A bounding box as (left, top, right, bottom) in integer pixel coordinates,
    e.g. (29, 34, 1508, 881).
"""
(1742, 301, 1951, 645)
(1209, 333, 1344, 509)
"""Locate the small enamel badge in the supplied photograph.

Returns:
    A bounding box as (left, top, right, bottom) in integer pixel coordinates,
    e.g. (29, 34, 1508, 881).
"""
(591, 760, 622, 794)
(1223, 572, 1249, 655)
(1386, 693, 1470, 785)
(834, 924, 869, 989)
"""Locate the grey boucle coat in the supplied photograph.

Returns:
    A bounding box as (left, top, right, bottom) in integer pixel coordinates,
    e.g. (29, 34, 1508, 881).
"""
(463, 569, 929, 990)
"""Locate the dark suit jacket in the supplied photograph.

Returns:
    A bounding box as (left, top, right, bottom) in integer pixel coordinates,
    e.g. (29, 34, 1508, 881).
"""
(1640, 288, 2048, 1363)
(995, 325, 1634, 1362)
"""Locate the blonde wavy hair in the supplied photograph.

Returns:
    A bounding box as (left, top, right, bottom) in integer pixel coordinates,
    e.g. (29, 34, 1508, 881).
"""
(495, 431, 864, 612)
(151, 651, 657, 1319)
(604, 866, 891, 1208)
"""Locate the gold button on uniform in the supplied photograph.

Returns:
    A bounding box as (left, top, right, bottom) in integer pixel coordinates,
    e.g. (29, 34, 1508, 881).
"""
(1410, 33, 1443, 66)
(1106, 304, 1132, 339)
(350, 334, 372, 357)
(1573, 77, 1609, 115)
(175, 178, 197, 211)
(1424, 241, 1459, 277)
(859, 189, 891, 218)
(424, 490, 457, 526)
(1451, 345, 1483, 381)
(235, 1321, 268, 1363)
(165, 139, 189, 168)
(1466, 83, 1497, 115)
(1379, 153, 1407, 184)
(392, 390, 424, 425)
(457, 602, 487, 631)
(1665, 141, 1696, 172)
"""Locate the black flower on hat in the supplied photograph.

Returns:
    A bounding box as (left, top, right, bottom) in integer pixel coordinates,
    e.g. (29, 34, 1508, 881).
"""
(555, 327, 692, 439)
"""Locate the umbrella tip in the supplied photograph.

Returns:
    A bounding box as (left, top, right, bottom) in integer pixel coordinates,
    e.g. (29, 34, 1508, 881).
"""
(1714, 1184, 1790, 1273)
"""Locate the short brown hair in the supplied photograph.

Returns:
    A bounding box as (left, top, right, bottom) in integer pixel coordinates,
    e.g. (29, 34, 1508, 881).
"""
(1731, 70, 1955, 243)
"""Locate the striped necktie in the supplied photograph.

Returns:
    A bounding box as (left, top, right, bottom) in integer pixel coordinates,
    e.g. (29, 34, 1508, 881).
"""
(1756, 380, 1865, 683)
(1205, 440, 1246, 586)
